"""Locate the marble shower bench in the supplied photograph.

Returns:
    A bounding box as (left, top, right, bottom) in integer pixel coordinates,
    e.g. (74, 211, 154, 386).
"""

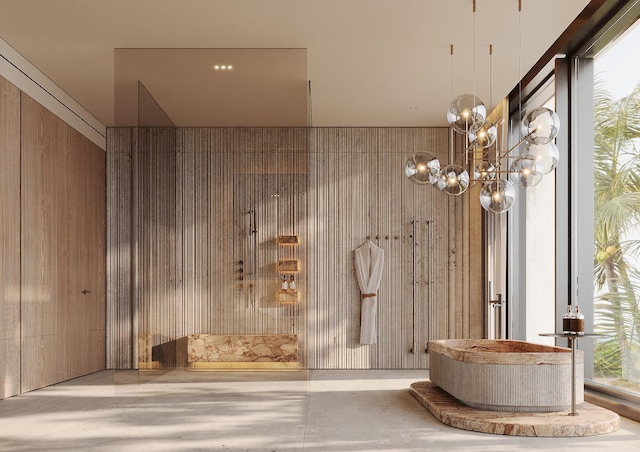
(187, 334, 300, 369)
(139, 333, 300, 369)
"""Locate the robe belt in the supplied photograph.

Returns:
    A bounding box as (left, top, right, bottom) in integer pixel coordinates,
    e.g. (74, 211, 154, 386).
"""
(361, 293, 376, 298)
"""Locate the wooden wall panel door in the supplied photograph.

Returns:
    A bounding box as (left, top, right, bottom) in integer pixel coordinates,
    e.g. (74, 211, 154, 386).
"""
(0, 76, 21, 399)
(67, 131, 106, 377)
(21, 93, 58, 391)
(21, 94, 106, 392)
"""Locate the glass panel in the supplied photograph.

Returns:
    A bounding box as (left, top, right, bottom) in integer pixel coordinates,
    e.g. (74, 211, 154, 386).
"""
(507, 84, 557, 345)
(592, 21, 640, 396)
(524, 95, 556, 345)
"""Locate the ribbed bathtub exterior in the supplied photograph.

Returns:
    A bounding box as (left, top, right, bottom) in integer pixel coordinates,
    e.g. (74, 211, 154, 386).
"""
(429, 340, 584, 412)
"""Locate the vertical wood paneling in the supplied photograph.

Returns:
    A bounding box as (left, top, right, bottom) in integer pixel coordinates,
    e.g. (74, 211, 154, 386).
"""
(0, 76, 21, 399)
(108, 127, 309, 368)
(21, 94, 105, 392)
(136, 128, 178, 364)
(106, 126, 481, 370)
(21, 93, 57, 389)
(107, 128, 133, 368)
(306, 127, 479, 369)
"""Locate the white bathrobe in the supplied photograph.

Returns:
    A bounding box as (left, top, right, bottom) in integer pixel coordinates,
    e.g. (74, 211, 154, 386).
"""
(355, 240, 384, 345)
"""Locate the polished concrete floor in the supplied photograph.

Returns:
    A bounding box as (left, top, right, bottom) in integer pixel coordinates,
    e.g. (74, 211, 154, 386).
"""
(1, 369, 639, 451)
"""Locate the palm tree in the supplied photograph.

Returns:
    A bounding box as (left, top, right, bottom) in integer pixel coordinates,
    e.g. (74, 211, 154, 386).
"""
(593, 78, 640, 382)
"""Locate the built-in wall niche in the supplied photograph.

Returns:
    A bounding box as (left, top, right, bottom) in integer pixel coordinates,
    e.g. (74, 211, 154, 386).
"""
(277, 236, 301, 303)
(277, 235, 300, 245)
(277, 259, 300, 272)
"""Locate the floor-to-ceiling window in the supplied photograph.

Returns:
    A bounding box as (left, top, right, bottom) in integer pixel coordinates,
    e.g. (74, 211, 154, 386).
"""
(509, 1, 640, 413)
(549, 1, 640, 409)
(590, 19, 640, 397)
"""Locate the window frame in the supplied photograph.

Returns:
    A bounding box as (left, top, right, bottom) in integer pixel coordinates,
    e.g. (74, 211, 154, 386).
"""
(505, 0, 640, 410)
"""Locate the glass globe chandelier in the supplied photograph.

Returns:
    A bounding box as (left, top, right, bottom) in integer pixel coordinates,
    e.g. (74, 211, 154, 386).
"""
(402, 96, 560, 214)
(403, 2, 560, 214)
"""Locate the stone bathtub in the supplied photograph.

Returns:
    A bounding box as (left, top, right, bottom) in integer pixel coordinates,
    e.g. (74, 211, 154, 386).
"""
(428, 339, 583, 412)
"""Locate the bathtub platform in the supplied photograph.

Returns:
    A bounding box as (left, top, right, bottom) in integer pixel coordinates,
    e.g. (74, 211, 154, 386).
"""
(410, 380, 619, 437)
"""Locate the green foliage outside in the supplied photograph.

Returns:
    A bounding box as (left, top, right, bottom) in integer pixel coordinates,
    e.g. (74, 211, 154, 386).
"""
(593, 77, 640, 388)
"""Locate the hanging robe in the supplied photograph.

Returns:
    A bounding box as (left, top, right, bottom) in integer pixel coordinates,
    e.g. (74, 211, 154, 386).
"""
(354, 240, 384, 344)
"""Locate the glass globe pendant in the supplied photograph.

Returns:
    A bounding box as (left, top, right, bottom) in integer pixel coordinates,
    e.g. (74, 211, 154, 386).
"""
(521, 107, 560, 145)
(468, 123, 497, 149)
(510, 154, 544, 188)
(474, 160, 497, 181)
(522, 142, 559, 175)
(446, 94, 487, 134)
(404, 153, 441, 185)
(479, 179, 516, 214)
(437, 164, 470, 196)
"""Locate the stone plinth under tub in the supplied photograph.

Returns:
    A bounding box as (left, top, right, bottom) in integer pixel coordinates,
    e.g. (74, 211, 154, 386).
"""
(187, 334, 299, 369)
(410, 380, 619, 437)
(429, 339, 582, 412)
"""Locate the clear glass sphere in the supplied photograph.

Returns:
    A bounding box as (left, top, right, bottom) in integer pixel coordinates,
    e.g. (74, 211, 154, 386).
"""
(522, 142, 559, 175)
(510, 154, 544, 188)
(446, 94, 487, 134)
(404, 153, 441, 185)
(521, 107, 560, 145)
(479, 179, 516, 214)
(468, 123, 497, 148)
(474, 160, 497, 181)
(437, 164, 470, 196)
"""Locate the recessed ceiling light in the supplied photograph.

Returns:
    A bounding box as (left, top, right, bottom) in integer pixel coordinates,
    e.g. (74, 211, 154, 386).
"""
(213, 64, 234, 71)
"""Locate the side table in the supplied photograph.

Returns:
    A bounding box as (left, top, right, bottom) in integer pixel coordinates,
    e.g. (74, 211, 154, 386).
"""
(539, 332, 601, 416)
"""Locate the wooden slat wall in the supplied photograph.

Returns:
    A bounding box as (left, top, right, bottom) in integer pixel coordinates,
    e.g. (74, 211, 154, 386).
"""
(107, 127, 309, 368)
(306, 127, 481, 369)
(21, 94, 106, 393)
(106, 128, 134, 368)
(106, 126, 482, 369)
(0, 76, 21, 398)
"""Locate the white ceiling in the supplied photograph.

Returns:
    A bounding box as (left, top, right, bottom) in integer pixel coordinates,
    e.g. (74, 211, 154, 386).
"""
(0, 0, 590, 127)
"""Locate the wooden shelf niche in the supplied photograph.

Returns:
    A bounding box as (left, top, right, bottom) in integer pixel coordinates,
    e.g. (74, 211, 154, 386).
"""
(277, 236, 301, 303)
(277, 259, 300, 273)
(277, 235, 300, 245)
(277, 290, 300, 304)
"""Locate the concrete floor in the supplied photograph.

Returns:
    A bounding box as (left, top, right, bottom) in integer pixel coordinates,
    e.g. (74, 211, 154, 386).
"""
(0, 369, 639, 451)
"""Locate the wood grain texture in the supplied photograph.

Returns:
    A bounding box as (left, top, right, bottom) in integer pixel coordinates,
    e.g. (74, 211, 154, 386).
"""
(0, 76, 21, 399)
(20, 94, 106, 393)
(106, 128, 134, 368)
(107, 128, 309, 369)
(106, 126, 482, 370)
(306, 127, 466, 369)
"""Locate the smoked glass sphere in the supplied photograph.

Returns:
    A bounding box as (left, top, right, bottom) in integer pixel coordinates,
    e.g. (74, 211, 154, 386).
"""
(404, 153, 441, 185)
(446, 94, 487, 134)
(510, 154, 544, 188)
(474, 160, 497, 181)
(468, 123, 497, 149)
(521, 107, 560, 145)
(522, 142, 559, 174)
(479, 179, 516, 214)
(437, 164, 470, 196)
